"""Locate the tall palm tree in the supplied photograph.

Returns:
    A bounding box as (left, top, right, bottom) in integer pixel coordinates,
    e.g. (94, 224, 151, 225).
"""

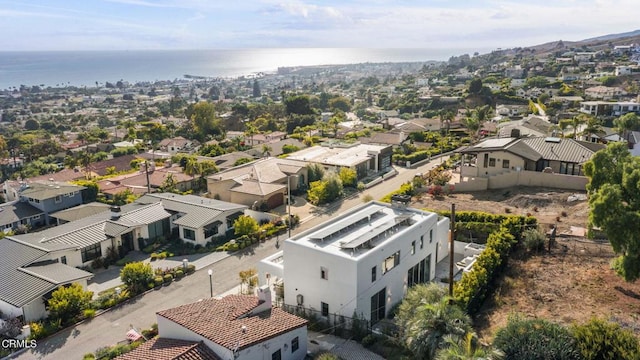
(570, 114, 587, 139)
(436, 333, 504, 360)
(581, 116, 602, 142)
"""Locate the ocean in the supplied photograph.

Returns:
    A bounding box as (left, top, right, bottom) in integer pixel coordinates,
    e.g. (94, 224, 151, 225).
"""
(0, 48, 468, 90)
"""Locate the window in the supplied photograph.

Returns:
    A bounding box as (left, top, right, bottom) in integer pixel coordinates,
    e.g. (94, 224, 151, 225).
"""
(183, 228, 196, 240)
(321, 302, 329, 317)
(407, 255, 431, 287)
(382, 251, 400, 274)
(60, 256, 67, 264)
(370, 288, 386, 324)
(502, 159, 510, 169)
(271, 349, 282, 360)
(291, 337, 299, 352)
(371, 266, 376, 282)
(204, 224, 218, 238)
(489, 158, 496, 167)
(420, 235, 424, 249)
(81, 243, 102, 263)
(429, 229, 433, 243)
(55, 195, 62, 204)
(411, 241, 415, 255)
(483, 154, 489, 167)
(320, 267, 328, 280)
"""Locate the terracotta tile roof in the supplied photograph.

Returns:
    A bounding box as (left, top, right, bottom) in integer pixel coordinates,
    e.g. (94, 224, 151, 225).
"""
(114, 338, 220, 360)
(157, 295, 307, 351)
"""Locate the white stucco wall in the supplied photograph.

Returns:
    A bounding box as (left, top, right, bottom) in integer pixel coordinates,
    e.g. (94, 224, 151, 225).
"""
(257, 251, 284, 286)
(0, 299, 23, 319)
(282, 212, 449, 321)
(158, 315, 307, 360)
(22, 297, 47, 322)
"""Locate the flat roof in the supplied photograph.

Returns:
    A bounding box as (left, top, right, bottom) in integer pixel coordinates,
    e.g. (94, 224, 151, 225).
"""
(288, 201, 437, 259)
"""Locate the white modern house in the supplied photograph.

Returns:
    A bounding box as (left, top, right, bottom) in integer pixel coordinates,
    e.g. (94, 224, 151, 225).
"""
(258, 200, 450, 324)
(116, 287, 308, 360)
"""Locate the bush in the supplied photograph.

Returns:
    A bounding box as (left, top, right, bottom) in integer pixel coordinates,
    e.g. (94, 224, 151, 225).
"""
(83, 309, 96, 319)
(175, 270, 184, 278)
(47, 283, 93, 324)
(362, 334, 379, 348)
(163, 274, 173, 284)
(186, 264, 196, 274)
(314, 352, 340, 360)
(115, 257, 133, 266)
(571, 318, 640, 360)
(150, 253, 158, 261)
(494, 314, 580, 360)
(120, 262, 154, 294)
(154, 276, 163, 287)
(523, 228, 546, 252)
(83, 353, 96, 360)
(91, 257, 105, 270)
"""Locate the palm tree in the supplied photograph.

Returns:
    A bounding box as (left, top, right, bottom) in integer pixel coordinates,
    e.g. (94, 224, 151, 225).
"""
(183, 156, 202, 179)
(400, 297, 473, 360)
(613, 113, 640, 142)
(261, 144, 272, 157)
(558, 119, 572, 137)
(436, 332, 504, 360)
(581, 116, 602, 142)
(570, 114, 587, 139)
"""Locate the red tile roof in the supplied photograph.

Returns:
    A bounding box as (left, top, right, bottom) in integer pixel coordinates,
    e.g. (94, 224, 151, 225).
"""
(114, 338, 219, 360)
(157, 295, 307, 351)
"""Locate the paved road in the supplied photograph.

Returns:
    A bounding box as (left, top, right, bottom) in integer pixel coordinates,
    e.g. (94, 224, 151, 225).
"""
(12, 157, 448, 360)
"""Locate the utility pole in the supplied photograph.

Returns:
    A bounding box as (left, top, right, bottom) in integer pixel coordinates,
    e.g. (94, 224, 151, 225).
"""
(448, 203, 456, 299)
(145, 161, 151, 193)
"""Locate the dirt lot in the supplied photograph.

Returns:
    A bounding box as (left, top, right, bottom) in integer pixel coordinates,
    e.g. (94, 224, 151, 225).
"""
(414, 187, 640, 340)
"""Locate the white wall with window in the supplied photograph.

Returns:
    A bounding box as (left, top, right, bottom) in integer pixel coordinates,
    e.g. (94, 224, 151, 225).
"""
(279, 202, 449, 324)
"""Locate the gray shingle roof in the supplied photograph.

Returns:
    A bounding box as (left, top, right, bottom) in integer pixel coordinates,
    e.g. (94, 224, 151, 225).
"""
(521, 137, 604, 164)
(12, 202, 170, 251)
(19, 182, 86, 201)
(0, 201, 43, 227)
(137, 193, 246, 229)
(50, 202, 111, 223)
(0, 239, 52, 307)
(20, 262, 93, 285)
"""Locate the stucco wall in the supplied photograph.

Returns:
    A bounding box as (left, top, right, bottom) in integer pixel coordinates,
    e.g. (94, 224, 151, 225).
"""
(207, 179, 236, 202)
(457, 170, 588, 191)
(0, 299, 23, 319)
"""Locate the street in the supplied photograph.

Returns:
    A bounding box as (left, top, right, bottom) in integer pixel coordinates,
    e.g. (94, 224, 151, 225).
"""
(11, 156, 449, 360)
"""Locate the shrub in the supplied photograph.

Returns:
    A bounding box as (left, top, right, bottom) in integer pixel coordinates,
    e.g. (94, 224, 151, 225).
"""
(47, 283, 93, 324)
(120, 262, 154, 294)
(362, 334, 380, 348)
(523, 228, 546, 252)
(493, 314, 580, 360)
(91, 257, 105, 270)
(163, 274, 173, 284)
(175, 270, 184, 278)
(83, 353, 96, 360)
(314, 352, 340, 360)
(150, 253, 158, 261)
(83, 309, 96, 319)
(186, 264, 196, 274)
(115, 257, 133, 266)
(571, 318, 640, 360)
(154, 276, 163, 287)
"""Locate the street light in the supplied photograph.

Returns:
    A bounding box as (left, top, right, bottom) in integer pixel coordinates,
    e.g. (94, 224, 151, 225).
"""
(207, 269, 213, 298)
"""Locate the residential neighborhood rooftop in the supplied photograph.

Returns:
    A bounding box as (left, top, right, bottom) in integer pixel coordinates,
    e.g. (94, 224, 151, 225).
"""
(114, 338, 220, 360)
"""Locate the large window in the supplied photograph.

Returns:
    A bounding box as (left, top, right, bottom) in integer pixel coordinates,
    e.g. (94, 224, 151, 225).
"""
(148, 218, 170, 240)
(489, 158, 496, 167)
(203, 224, 219, 239)
(291, 337, 299, 353)
(382, 251, 400, 274)
(407, 255, 431, 287)
(321, 302, 329, 317)
(81, 243, 102, 263)
(183, 228, 196, 240)
(502, 159, 510, 169)
(370, 288, 386, 324)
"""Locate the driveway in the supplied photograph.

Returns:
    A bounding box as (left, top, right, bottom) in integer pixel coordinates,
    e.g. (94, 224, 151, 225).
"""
(12, 157, 448, 360)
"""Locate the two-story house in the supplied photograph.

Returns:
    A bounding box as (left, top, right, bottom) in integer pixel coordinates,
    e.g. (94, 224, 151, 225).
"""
(16, 181, 85, 225)
(258, 200, 450, 324)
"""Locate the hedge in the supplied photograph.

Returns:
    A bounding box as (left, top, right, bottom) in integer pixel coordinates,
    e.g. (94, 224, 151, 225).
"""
(453, 213, 537, 315)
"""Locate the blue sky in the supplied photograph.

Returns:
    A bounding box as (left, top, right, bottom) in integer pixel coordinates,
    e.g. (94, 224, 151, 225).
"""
(1, 0, 638, 52)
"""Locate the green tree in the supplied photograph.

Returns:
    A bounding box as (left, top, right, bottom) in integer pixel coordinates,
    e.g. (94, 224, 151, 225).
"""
(252, 79, 261, 98)
(338, 167, 357, 188)
(307, 163, 325, 182)
(571, 318, 640, 360)
(493, 314, 580, 360)
(120, 262, 154, 294)
(187, 101, 223, 140)
(328, 96, 352, 112)
(47, 283, 93, 322)
(613, 113, 640, 141)
(285, 95, 315, 115)
(468, 78, 483, 95)
(581, 115, 602, 140)
(436, 332, 504, 360)
(234, 215, 259, 236)
(584, 142, 640, 281)
(397, 296, 473, 360)
(570, 114, 587, 139)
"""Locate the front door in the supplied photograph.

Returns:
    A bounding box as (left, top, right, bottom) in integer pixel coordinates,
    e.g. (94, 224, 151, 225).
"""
(122, 231, 134, 253)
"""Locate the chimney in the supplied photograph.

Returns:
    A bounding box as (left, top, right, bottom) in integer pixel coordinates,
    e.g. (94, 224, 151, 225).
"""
(399, 131, 405, 144)
(110, 206, 121, 220)
(510, 128, 521, 138)
(249, 285, 272, 315)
